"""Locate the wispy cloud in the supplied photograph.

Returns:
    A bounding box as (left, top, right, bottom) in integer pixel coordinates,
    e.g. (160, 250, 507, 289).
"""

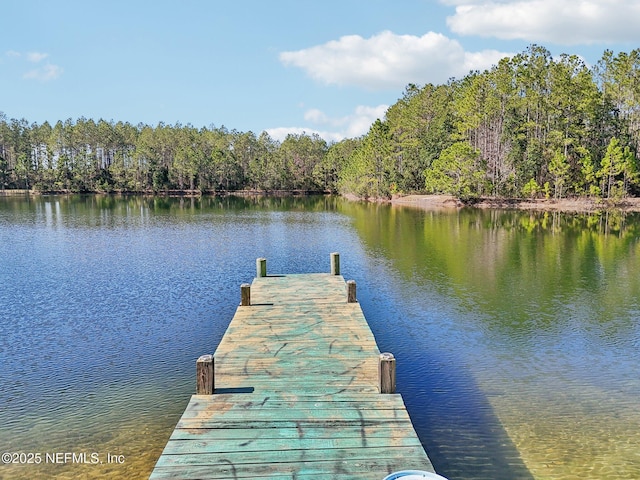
(446, 0, 640, 45)
(280, 30, 511, 89)
(266, 104, 389, 142)
(26, 51, 49, 63)
(23, 63, 64, 82)
(265, 127, 343, 143)
(309, 105, 389, 139)
(6, 50, 63, 82)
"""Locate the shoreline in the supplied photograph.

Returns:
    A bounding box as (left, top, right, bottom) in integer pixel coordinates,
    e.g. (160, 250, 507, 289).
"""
(389, 194, 640, 213)
(5, 189, 640, 213)
(0, 189, 328, 198)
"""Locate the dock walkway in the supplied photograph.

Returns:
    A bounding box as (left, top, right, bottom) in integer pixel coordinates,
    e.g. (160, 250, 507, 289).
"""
(150, 256, 435, 479)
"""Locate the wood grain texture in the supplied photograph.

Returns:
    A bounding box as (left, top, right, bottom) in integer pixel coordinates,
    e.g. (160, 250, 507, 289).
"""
(195, 355, 214, 395)
(240, 283, 251, 306)
(150, 273, 435, 479)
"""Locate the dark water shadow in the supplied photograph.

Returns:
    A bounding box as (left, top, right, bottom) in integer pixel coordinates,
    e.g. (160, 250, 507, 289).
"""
(361, 291, 533, 480)
(397, 349, 534, 480)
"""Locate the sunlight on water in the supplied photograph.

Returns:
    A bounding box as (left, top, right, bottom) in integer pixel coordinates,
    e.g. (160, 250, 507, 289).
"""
(0, 195, 364, 479)
(488, 386, 640, 479)
(342, 203, 640, 480)
(1, 196, 640, 479)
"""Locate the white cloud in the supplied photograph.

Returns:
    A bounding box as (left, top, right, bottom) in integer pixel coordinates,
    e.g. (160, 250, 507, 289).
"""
(23, 63, 64, 81)
(26, 52, 49, 63)
(266, 104, 389, 142)
(341, 105, 390, 138)
(446, 0, 640, 45)
(442, 0, 521, 4)
(280, 30, 512, 89)
(265, 127, 346, 143)
(6, 50, 63, 81)
(304, 109, 330, 124)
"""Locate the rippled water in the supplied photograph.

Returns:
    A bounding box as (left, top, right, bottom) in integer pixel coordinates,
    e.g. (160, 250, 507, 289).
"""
(1, 195, 639, 479)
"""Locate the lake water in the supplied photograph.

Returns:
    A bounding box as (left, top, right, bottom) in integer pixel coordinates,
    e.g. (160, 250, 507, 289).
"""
(1, 195, 639, 480)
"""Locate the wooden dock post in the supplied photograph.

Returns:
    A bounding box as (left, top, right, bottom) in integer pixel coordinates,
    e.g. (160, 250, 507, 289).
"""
(240, 283, 251, 306)
(330, 252, 340, 275)
(256, 257, 267, 277)
(151, 273, 437, 479)
(347, 279, 357, 303)
(196, 354, 214, 394)
(379, 352, 396, 394)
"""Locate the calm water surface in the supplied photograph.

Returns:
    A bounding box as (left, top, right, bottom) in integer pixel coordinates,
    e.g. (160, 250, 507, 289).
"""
(1, 195, 639, 480)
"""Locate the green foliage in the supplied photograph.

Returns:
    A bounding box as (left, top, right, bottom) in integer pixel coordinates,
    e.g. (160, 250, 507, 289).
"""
(0, 117, 334, 193)
(322, 138, 360, 193)
(599, 137, 624, 198)
(385, 83, 454, 192)
(522, 178, 540, 198)
(548, 149, 570, 198)
(338, 46, 640, 200)
(424, 142, 486, 199)
(279, 133, 327, 191)
(3, 46, 640, 199)
(339, 120, 394, 199)
(596, 137, 639, 199)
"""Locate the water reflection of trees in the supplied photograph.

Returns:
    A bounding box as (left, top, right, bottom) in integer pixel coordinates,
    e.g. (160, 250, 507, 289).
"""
(513, 209, 640, 236)
(342, 202, 640, 339)
(1, 194, 342, 226)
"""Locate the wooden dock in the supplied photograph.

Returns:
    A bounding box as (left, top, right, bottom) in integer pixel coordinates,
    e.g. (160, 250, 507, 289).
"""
(150, 255, 436, 479)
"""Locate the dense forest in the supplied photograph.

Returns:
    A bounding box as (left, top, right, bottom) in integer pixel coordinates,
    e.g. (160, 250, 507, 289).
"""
(2, 45, 640, 200)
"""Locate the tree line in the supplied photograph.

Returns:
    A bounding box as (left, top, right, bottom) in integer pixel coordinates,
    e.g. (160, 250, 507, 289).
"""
(0, 116, 332, 193)
(340, 45, 640, 200)
(2, 45, 640, 200)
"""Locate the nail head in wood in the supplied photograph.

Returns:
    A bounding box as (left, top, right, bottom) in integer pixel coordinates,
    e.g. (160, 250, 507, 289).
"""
(330, 252, 340, 275)
(347, 279, 357, 303)
(196, 354, 214, 394)
(379, 352, 396, 394)
(256, 257, 267, 277)
(240, 283, 251, 306)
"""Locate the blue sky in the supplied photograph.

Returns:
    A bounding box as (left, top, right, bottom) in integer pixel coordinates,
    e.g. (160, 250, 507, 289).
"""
(2, 0, 639, 142)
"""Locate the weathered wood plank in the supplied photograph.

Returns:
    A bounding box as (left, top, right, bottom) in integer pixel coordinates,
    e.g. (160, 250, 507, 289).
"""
(209, 386, 381, 395)
(211, 378, 379, 388)
(150, 471, 403, 480)
(225, 322, 372, 332)
(214, 364, 379, 378)
(151, 458, 430, 480)
(162, 435, 424, 454)
(187, 392, 407, 402)
(212, 356, 379, 367)
(178, 406, 412, 422)
(176, 418, 414, 431)
(150, 271, 436, 479)
(210, 374, 378, 383)
(184, 394, 407, 410)
(169, 424, 421, 441)
(154, 446, 429, 467)
(215, 339, 378, 349)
